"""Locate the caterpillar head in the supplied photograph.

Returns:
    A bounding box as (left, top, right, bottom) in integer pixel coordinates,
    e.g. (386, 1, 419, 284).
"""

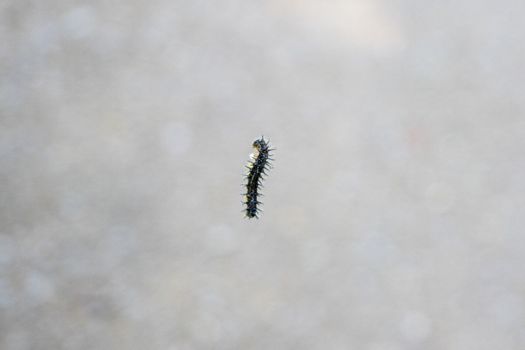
(252, 138, 268, 152)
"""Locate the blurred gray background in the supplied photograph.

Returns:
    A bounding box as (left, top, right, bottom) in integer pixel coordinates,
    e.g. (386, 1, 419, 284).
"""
(1, 0, 525, 349)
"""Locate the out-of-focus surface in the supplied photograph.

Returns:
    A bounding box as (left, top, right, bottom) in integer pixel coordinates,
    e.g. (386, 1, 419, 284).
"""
(1, 0, 525, 349)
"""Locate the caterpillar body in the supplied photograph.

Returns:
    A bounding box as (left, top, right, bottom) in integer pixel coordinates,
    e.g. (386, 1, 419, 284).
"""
(243, 137, 273, 219)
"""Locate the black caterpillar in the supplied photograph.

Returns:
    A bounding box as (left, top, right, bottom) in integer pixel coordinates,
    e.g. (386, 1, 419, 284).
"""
(243, 137, 273, 219)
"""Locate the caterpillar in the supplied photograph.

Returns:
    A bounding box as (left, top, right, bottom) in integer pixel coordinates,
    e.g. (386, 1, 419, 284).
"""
(243, 137, 274, 219)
